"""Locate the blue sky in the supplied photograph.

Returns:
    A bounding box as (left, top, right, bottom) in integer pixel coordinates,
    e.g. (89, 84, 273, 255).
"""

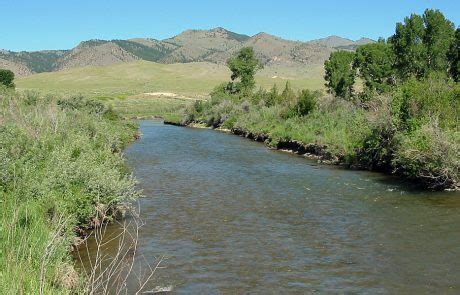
(2, 0, 459, 51)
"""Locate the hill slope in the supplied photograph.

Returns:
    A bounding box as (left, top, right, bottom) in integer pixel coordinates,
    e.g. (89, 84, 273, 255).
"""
(1, 28, 374, 76)
(56, 40, 139, 70)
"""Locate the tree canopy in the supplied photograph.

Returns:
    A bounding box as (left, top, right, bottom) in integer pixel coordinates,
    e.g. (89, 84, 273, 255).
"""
(390, 13, 427, 79)
(227, 47, 262, 94)
(423, 9, 456, 72)
(389, 9, 455, 79)
(324, 51, 356, 99)
(354, 42, 395, 94)
(324, 9, 458, 99)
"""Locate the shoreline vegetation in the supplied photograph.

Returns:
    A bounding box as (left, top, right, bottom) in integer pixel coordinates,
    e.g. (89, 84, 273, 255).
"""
(0, 87, 140, 293)
(172, 9, 459, 191)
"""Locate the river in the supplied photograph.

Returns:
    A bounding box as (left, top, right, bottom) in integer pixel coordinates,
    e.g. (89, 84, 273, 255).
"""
(78, 120, 460, 294)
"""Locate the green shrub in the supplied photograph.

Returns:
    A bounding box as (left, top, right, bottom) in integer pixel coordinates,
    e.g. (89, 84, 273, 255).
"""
(0, 89, 138, 293)
(296, 90, 317, 116)
(57, 95, 105, 114)
(391, 75, 459, 131)
(0, 69, 15, 88)
(266, 84, 280, 107)
(393, 122, 459, 188)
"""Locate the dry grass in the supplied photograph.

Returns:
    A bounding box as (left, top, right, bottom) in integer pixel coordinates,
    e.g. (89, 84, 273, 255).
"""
(16, 60, 325, 99)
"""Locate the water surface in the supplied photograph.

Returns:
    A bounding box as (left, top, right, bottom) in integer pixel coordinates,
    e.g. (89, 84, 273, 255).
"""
(80, 120, 460, 294)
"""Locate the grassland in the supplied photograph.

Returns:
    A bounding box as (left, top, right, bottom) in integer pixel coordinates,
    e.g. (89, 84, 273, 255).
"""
(111, 94, 193, 121)
(16, 60, 324, 97)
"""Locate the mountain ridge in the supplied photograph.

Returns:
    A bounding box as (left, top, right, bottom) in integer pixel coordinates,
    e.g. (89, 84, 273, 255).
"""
(0, 28, 375, 77)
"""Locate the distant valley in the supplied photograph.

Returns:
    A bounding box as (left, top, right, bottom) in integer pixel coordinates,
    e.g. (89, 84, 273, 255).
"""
(1, 27, 374, 77)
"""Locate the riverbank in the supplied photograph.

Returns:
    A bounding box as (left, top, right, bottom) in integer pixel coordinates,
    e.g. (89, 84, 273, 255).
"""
(167, 119, 458, 191)
(164, 121, 368, 171)
(0, 88, 139, 293)
(175, 77, 459, 190)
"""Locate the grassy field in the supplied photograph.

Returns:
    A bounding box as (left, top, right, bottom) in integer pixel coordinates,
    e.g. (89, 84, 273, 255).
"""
(111, 94, 193, 121)
(16, 60, 325, 97)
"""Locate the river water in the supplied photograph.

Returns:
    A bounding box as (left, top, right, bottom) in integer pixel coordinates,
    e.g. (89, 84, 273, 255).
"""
(78, 120, 460, 294)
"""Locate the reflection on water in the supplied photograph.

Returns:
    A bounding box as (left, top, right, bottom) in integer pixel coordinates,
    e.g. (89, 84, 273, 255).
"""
(78, 120, 460, 294)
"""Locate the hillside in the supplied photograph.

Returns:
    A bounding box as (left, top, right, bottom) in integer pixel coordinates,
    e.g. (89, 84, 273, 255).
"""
(56, 41, 140, 70)
(1, 28, 374, 77)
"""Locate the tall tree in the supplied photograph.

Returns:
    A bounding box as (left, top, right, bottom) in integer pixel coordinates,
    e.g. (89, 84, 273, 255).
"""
(389, 13, 427, 79)
(227, 47, 262, 94)
(423, 9, 456, 72)
(324, 51, 356, 99)
(448, 28, 460, 81)
(390, 9, 456, 79)
(0, 69, 15, 88)
(354, 42, 395, 93)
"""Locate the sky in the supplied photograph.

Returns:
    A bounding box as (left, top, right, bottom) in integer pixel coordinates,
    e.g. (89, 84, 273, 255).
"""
(2, 0, 460, 51)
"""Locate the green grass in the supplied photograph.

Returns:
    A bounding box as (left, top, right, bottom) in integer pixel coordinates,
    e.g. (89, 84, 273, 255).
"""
(0, 88, 139, 293)
(232, 97, 368, 154)
(111, 94, 193, 119)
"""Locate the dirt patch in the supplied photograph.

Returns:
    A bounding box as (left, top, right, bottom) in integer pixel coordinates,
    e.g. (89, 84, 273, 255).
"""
(142, 92, 196, 100)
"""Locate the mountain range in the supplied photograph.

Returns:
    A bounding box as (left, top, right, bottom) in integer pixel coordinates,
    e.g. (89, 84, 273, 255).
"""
(0, 28, 374, 77)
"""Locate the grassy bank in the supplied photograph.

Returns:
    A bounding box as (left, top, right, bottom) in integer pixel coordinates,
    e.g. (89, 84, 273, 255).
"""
(0, 87, 139, 293)
(183, 76, 459, 190)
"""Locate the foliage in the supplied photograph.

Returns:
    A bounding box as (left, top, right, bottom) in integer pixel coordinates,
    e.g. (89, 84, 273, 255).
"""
(258, 84, 280, 107)
(280, 81, 296, 104)
(393, 122, 458, 189)
(295, 90, 318, 116)
(280, 88, 318, 119)
(324, 51, 356, 99)
(0, 69, 15, 88)
(390, 13, 428, 78)
(354, 42, 395, 94)
(226, 47, 262, 94)
(423, 9, 456, 72)
(390, 74, 459, 131)
(324, 9, 457, 101)
(0, 88, 139, 293)
(390, 9, 456, 79)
